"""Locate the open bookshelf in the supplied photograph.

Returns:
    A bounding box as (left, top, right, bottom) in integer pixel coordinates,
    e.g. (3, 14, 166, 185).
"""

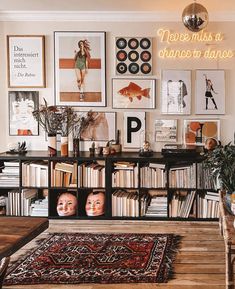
(0, 150, 218, 220)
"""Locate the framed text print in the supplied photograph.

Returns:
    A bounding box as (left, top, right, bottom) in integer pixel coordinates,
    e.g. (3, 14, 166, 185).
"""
(123, 112, 145, 148)
(112, 78, 155, 109)
(184, 119, 220, 146)
(9, 91, 39, 136)
(54, 31, 106, 107)
(195, 70, 225, 115)
(115, 37, 152, 76)
(161, 70, 191, 115)
(7, 35, 45, 88)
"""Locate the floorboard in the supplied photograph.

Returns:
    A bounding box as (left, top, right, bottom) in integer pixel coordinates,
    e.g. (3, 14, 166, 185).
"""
(3, 220, 230, 289)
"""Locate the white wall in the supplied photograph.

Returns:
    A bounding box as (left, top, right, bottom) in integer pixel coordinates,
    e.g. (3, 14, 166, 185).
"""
(1, 20, 235, 153)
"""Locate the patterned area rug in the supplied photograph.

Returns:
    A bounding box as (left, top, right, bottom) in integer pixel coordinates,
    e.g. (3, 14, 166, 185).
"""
(4, 233, 179, 285)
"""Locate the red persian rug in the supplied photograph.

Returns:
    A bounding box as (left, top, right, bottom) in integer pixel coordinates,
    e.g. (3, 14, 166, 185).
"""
(4, 233, 179, 285)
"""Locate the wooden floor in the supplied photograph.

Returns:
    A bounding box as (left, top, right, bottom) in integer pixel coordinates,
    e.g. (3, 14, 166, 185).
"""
(3, 220, 229, 289)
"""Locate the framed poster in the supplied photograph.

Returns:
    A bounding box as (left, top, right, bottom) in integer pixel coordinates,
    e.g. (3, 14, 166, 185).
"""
(195, 70, 225, 115)
(123, 112, 145, 148)
(75, 111, 116, 142)
(9, 91, 39, 136)
(115, 37, 152, 76)
(112, 78, 155, 109)
(7, 35, 46, 88)
(54, 31, 106, 107)
(184, 119, 220, 146)
(161, 70, 191, 115)
(155, 119, 177, 142)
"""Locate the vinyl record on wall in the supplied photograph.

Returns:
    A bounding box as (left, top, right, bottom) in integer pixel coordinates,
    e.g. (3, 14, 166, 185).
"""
(115, 37, 152, 76)
(116, 63, 128, 74)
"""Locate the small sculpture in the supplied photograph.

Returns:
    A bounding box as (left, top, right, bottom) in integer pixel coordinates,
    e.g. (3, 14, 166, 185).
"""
(7, 141, 27, 154)
(85, 191, 105, 217)
(139, 140, 153, 157)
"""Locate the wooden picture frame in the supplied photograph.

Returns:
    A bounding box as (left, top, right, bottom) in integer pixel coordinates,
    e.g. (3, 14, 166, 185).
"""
(184, 119, 220, 146)
(54, 31, 106, 107)
(161, 70, 191, 115)
(112, 78, 156, 109)
(7, 35, 46, 88)
(9, 91, 39, 136)
(195, 70, 225, 115)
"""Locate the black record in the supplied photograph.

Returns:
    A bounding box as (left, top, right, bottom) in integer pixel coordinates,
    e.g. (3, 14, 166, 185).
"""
(140, 38, 151, 49)
(128, 63, 139, 74)
(116, 38, 127, 49)
(128, 50, 139, 62)
(140, 63, 151, 74)
(116, 50, 127, 61)
(116, 63, 127, 74)
(140, 51, 151, 62)
(128, 38, 139, 49)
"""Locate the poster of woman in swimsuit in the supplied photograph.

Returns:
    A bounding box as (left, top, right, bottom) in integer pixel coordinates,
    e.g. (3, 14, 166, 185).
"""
(54, 31, 106, 107)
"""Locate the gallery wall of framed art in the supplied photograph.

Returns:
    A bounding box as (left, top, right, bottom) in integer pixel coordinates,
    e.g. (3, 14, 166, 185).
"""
(2, 19, 235, 153)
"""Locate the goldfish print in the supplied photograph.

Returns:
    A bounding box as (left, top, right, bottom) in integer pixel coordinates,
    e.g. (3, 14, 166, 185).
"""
(118, 82, 150, 102)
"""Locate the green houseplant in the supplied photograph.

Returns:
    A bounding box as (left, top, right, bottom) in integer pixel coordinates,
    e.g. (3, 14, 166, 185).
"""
(205, 142, 235, 193)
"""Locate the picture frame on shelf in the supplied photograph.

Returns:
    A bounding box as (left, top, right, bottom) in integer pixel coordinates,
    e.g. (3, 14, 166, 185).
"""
(195, 70, 225, 115)
(183, 119, 220, 146)
(54, 31, 106, 107)
(9, 91, 39, 136)
(7, 35, 46, 88)
(161, 70, 191, 115)
(112, 78, 156, 109)
(155, 119, 177, 142)
(75, 111, 116, 142)
(123, 111, 145, 148)
(115, 37, 152, 76)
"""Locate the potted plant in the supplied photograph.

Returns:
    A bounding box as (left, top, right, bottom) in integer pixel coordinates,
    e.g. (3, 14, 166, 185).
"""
(205, 142, 235, 213)
(32, 98, 62, 155)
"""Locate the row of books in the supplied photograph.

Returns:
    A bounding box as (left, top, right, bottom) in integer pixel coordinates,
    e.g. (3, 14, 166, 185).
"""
(0, 161, 19, 187)
(112, 189, 139, 217)
(112, 162, 138, 188)
(169, 190, 196, 218)
(51, 162, 77, 187)
(140, 163, 166, 188)
(144, 190, 168, 217)
(22, 161, 48, 187)
(77, 161, 105, 187)
(197, 191, 219, 218)
(197, 162, 217, 190)
(0, 189, 48, 216)
(169, 163, 196, 188)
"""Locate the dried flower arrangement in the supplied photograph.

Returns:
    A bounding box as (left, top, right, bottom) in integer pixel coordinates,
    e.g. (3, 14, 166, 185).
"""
(32, 98, 62, 136)
(73, 110, 95, 139)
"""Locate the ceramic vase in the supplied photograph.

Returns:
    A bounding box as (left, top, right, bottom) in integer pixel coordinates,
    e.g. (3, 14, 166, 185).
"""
(61, 136, 68, 157)
(48, 133, 57, 156)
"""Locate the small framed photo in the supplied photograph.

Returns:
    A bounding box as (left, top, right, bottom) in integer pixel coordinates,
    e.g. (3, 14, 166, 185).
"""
(7, 35, 46, 88)
(54, 31, 106, 107)
(115, 37, 152, 76)
(155, 119, 177, 142)
(112, 78, 156, 109)
(76, 111, 116, 142)
(184, 119, 220, 146)
(9, 91, 39, 136)
(123, 112, 145, 148)
(195, 70, 225, 115)
(161, 70, 191, 114)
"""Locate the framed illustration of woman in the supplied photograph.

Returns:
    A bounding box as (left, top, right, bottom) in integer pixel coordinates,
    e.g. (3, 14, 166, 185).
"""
(54, 31, 106, 107)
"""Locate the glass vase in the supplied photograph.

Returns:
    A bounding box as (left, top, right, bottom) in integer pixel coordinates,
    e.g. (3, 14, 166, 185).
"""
(48, 133, 57, 156)
(61, 136, 68, 157)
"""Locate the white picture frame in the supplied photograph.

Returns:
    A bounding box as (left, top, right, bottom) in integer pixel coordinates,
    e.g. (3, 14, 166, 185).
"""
(7, 35, 46, 88)
(161, 70, 191, 115)
(184, 119, 220, 146)
(155, 119, 177, 142)
(112, 78, 156, 109)
(54, 31, 106, 107)
(123, 112, 145, 148)
(195, 70, 225, 115)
